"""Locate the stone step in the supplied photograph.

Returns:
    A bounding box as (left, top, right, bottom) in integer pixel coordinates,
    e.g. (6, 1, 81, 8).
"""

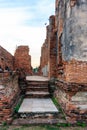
(26, 86, 48, 92)
(18, 98, 59, 119)
(18, 112, 58, 119)
(12, 118, 67, 125)
(27, 82, 48, 88)
(25, 91, 50, 98)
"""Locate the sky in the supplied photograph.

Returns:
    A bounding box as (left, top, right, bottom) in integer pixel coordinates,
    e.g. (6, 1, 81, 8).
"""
(0, 0, 55, 68)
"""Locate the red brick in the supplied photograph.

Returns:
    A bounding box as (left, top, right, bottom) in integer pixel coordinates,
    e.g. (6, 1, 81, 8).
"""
(14, 46, 32, 74)
(0, 46, 14, 70)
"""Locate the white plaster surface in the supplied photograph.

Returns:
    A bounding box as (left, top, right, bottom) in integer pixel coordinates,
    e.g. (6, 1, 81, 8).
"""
(0, 85, 4, 90)
(18, 98, 58, 113)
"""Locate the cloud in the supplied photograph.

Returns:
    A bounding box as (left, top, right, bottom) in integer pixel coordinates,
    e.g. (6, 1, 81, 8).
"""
(0, 7, 33, 27)
(0, 25, 46, 67)
(0, 0, 55, 67)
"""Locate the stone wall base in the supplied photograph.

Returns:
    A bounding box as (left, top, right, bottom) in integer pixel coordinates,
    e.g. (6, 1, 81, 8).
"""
(0, 73, 20, 124)
(55, 80, 87, 123)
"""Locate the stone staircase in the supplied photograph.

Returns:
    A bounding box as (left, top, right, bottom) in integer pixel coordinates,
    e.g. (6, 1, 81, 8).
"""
(13, 76, 59, 125)
(25, 80, 50, 98)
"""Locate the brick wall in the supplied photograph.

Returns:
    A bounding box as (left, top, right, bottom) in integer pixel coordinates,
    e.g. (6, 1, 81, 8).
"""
(40, 40, 48, 69)
(48, 16, 57, 78)
(40, 16, 57, 78)
(54, 0, 87, 123)
(54, 86, 87, 123)
(64, 60, 87, 83)
(14, 46, 32, 74)
(40, 41, 48, 76)
(0, 72, 20, 124)
(0, 46, 14, 70)
(55, 0, 87, 83)
(40, 26, 49, 76)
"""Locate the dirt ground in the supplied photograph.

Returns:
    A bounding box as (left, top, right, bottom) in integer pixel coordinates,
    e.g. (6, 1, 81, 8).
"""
(0, 125, 87, 130)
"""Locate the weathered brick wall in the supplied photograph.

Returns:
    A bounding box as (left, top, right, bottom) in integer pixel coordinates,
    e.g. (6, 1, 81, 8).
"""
(0, 72, 20, 124)
(14, 46, 32, 74)
(64, 60, 87, 83)
(40, 41, 48, 69)
(54, 0, 87, 123)
(54, 86, 87, 123)
(61, 0, 87, 62)
(0, 46, 14, 70)
(40, 34, 48, 76)
(48, 16, 57, 78)
(55, 0, 87, 82)
(55, 0, 66, 80)
(40, 16, 57, 78)
(40, 25, 49, 76)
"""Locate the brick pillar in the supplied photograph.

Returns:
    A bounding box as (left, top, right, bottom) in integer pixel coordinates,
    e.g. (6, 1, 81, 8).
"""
(14, 46, 32, 74)
(48, 15, 57, 78)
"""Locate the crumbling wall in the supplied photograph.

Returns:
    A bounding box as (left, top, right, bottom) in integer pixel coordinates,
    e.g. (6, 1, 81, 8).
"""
(62, 0, 87, 62)
(0, 72, 20, 124)
(0, 46, 14, 70)
(40, 16, 57, 78)
(40, 40, 48, 76)
(55, 0, 87, 123)
(48, 16, 57, 78)
(14, 46, 32, 74)
(40, 25, 49, 76)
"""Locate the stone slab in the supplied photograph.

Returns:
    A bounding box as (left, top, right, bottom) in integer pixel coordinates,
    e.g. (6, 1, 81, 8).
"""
(18, 98, 58, 113)
(71, 92, 87, 102)
(12, 118, 67, 125)
(26, 76, 49, 81)
(77, 105, 87, 110)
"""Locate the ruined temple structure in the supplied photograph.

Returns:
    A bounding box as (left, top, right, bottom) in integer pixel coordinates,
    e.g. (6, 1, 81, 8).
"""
(0, 46, 14, 70)
(0, 45, 32, 123)
(40, 0, 87, 123)
(0, 73, 20, 124)
(40, 16, 57, 77)
(14, 46, 32, 74)
(0, 45, 32, 74)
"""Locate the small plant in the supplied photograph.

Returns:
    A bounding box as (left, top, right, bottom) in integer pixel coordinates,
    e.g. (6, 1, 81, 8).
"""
(2, 121, 7, 126)
(52, 97, 58, 106)
(52, 97, 66, 120)
(56, 123, 71, 127)
(14, 96, 24, 113)
(77, 121, 86, 127)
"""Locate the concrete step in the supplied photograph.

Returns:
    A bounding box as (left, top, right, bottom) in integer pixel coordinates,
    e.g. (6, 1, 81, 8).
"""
(18, 98, 59, 119)
(25, 91, 50, 98)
